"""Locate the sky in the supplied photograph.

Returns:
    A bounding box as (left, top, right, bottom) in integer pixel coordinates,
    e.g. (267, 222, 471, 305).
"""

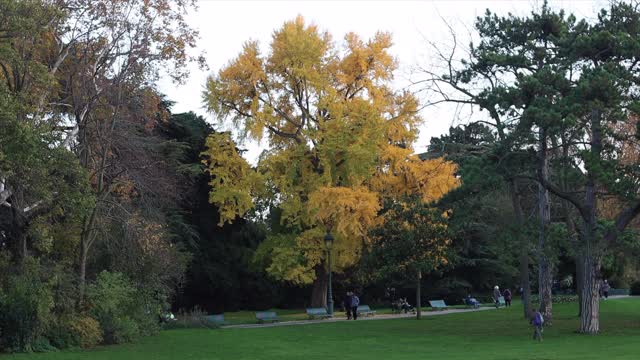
(157, 0, 607, 164)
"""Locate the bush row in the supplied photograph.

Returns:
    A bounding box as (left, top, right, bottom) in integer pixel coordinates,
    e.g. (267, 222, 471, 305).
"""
(0, 264, 163, 353)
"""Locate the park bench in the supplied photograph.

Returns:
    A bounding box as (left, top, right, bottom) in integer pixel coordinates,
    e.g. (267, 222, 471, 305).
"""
(356, 305, 376, 317)
(255, 311, 279, 323)
(609, 288, 630, 296)
(204, 314, 225, 325)
(462, 298, 480, 309)
(429, 300, 448, 310)
(306, 308, 332, 319)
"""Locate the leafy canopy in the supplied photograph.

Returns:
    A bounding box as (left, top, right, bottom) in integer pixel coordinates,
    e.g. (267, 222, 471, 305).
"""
(203, 16, 459, 284)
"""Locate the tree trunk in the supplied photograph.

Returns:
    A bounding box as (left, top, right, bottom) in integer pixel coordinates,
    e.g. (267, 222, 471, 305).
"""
(510, 179, 531, 318)
(579, 252, 600, 334)
(537, 128, 553, 323)
(576, 254, 584, 317)
(18, 231, 28, 263)
(538, 256, 553, 323)
(416, 270, 422, 320)
(310, 265, 328, 308)
(577, 109, 602, 334)
(519, 251, 532, 318)
(78, 236, 89, 306)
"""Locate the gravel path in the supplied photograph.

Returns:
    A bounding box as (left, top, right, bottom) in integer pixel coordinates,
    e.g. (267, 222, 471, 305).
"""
(221, 306, 496, 329)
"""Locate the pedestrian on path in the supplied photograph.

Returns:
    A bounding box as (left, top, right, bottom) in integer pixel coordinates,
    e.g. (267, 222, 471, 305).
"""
(503, 288, 512, 307)
(343, 291, 353, 319)
(493, 285, 502, 308)
(351, 291, 360, 320)
(602, 280, 611, 299)
(530, 310, 544, 342)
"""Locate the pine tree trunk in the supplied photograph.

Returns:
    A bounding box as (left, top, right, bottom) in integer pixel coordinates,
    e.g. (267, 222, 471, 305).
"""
(578, 109, 602, 334)
(416, 270, 422, 320)
(538, 257, 553, 323)
(510, 179, 531, 319)
(520, 251, 532, 318)
(537, 128, 553, 323)
(310, 265, 328, 308)
(580, 253, 600, 334)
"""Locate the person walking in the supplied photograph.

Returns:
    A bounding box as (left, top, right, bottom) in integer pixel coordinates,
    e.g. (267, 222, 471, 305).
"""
(503, 288, 512, 307)
(493, 285, 502, 308)
(351, 291, 360, 320)
(602, 280, 611, 300)
(530, 310, 544, 342)
(343, 291, 353, 320)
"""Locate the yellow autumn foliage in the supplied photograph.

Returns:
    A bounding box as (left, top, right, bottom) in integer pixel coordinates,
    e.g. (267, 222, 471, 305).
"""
(203, 16, 460, 284)
(202, 133, 262, 225)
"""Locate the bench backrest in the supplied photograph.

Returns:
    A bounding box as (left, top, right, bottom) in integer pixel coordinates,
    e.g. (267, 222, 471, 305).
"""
(429, 300, 447, 308)
(205, 314, 224, 324)
(498, 296, 505, 304)
(306, 308, 329, 316)
(256, 311, 278, 320)
(357, 305, 371, 312)
(609, 288, 629, 296)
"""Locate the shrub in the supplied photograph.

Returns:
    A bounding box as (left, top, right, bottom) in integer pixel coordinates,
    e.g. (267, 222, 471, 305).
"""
(0, 263, 54, 352)
(631, 281, 640, 295)
(163, 307, 214, 330)
(69, 316, 103, 348)
(47, 315, 103, 350)
(88, 271, 140, 344)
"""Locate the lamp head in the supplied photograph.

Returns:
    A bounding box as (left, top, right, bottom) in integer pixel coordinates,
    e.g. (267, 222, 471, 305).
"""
(324, 232, 334, 249)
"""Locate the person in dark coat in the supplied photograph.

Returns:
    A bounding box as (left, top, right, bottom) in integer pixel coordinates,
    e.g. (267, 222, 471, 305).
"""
(351, 292, 360, 320)
(602, 280, 611, 299)
(503, 288, 512, 307)
(343, 291, 353, 319)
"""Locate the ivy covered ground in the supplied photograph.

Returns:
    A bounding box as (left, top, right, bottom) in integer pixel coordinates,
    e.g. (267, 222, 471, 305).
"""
(7, 298, 640, 360)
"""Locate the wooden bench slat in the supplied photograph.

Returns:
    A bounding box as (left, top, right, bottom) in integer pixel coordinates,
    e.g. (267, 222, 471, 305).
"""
(429, 300, 448, 309)
(306, 307, 332, 319)
(356, 305, 376, 316)
(255, 311, 279, 323)
(205, 314, 225, 324)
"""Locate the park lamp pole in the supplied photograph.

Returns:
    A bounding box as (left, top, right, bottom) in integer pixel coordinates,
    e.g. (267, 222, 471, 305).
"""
(324, 231, 334, 316)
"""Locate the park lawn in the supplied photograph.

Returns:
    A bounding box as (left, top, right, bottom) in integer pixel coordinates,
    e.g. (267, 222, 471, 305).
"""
(5, 298, 640, 360)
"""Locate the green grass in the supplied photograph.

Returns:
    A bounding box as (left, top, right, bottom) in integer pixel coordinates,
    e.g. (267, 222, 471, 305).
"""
(5, 298, 640, 360)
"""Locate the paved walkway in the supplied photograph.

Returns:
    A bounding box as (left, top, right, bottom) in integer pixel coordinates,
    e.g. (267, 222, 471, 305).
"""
(220, 296, 635, 329)
(221, 307, 495, 329)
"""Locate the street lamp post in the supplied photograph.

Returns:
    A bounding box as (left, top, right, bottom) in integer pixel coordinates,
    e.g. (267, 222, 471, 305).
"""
(324, 231, 334, 315)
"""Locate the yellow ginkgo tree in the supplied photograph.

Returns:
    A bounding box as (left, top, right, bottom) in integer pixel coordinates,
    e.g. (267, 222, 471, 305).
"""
(202, 16, 459, 307)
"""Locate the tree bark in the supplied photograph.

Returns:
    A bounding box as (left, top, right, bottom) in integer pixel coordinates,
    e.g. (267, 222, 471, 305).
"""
(538, 254, 553, 323)
(576, 254, 584, 317)
(578, 109, 602, 334)
(78, 235, 89, 306)
(310, 264, 328, 308)
(537, 128, 553, 323)
(416, 270, 422, 320)
(510, 179, 532, 318)
(580, 251, 600, 334)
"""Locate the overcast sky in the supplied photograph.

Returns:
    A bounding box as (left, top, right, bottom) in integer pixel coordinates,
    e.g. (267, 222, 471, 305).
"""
(157, 0, 607, 164)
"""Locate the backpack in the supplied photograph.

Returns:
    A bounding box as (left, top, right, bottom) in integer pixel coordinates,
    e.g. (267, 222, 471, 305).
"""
(534, 312, 544, 326)
(353, 295, 360, 306)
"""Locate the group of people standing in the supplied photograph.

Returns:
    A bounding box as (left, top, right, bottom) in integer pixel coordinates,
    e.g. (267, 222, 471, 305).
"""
(343, 291, 360, 320)
(493, 285, 513, 307)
